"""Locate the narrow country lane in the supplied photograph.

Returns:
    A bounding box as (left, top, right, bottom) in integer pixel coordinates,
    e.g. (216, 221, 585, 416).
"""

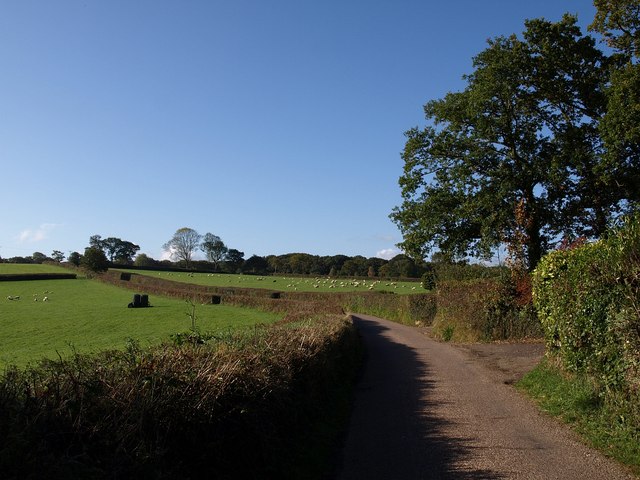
(335, 314, 635, 480)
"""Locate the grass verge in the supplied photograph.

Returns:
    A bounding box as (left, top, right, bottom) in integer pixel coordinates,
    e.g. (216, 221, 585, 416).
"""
(517, 359, 640, 476)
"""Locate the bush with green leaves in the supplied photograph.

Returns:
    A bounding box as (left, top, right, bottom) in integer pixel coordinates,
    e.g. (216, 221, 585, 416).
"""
(532, 214, 640, 406)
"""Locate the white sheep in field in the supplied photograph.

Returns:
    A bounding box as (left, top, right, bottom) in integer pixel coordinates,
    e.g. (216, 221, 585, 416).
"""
(7, 295, 20, 300)
(43, 296, 49, 302)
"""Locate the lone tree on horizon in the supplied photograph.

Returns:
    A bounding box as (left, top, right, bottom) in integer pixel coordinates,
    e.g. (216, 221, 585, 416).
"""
(163, 227, 202, 268)
(201, 233, 228, 271)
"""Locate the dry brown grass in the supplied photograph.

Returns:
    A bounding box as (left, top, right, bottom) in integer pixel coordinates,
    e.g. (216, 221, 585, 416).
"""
(0, 315, 361, 479)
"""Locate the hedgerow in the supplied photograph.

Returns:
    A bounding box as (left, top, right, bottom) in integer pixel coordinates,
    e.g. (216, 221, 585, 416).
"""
(0, 316, 360, 479)
(430, 277, 541, 342)
(532, 214, 640, 413)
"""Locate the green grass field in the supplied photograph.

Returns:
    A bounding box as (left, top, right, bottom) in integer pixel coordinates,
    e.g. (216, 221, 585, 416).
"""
(0, 263, 75, 274)
(0, 273, 281, 368)
(120, 270, 425, 294)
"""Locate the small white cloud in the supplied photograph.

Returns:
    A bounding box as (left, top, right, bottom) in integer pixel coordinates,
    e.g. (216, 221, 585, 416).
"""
(17, 223, 61, 243)
(376, 248, 402, 260)
(160, 247, 175, 261)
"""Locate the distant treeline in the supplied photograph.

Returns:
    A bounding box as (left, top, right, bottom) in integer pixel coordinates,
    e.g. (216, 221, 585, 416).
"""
(129, 252, 506, 281)
(1, 251, 506, 281)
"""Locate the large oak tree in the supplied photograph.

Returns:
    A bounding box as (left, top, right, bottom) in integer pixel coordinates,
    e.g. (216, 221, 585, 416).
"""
(391, 15, 635, 270)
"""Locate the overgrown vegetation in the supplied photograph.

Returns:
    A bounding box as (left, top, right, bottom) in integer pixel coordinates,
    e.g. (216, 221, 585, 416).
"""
(430, 275, 541, 342)
(532, 214, 640, 428)
(0, 316, 361, 479)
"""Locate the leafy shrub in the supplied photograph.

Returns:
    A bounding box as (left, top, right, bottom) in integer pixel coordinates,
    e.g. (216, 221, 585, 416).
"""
(421, 268, 436, 290)
(532, 214, 640, 410)
(432, 277, 541, 342)
(432, 280, 493, 341)
(481, 274, 541, 341)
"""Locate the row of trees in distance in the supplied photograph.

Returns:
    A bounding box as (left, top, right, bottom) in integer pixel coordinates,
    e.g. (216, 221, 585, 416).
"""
(0, 227, 499, 279)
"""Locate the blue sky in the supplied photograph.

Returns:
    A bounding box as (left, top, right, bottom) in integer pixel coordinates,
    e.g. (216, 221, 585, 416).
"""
(0, 0, 598, 262)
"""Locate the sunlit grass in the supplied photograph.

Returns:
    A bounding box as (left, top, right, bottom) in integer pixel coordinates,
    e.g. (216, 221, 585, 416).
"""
(120, 269, 425, 294)
(0, 263, 72, 274)
(518, 359, 640, 475)
(0, 277, 280, 368)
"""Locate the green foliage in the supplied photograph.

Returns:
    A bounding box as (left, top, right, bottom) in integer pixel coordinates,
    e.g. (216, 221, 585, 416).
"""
(200, 232, 228, 271)
(391, 15, 633, 269)
(50, 250, 65, 262)
(90, 234, 140, 264)
(519, 360, 640, 475)
(432, 278, 541, 342)
(481, 274, 541, 341)
(590, 0, 640, 58)
(162, 227, 202, 267)
(67, 251, 81, 266)
(420, 268, 436, 290)
(343, 292, 436, 326)
(532, 214, 640, 405)
(441, 324, 455, 342)
(80, 246, 109, 273)
(0, 276, 280, 368)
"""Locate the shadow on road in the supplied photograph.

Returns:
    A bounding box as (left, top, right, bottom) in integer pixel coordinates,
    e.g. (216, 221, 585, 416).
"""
(334, 315, 505, 480)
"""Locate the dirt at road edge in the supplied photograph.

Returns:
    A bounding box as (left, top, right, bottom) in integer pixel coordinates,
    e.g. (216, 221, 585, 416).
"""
(420, 327, 546, 385)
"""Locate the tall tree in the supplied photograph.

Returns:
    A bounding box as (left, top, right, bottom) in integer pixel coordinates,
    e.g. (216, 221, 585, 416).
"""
(68, 251, 81, 266)
(200, 233, 228, 271)
(51, 250, 65, 262)
(242, 255, 269, 275)
(103, 237, 140, 264)
(224, 249, 244, 273)
(163, 228, 202, 268)
(590, 1, 640, 206)
(591, 0, 640, 57)
(81, 247, 109, 273)
(391, 15, 623, 270)
(88, 235, 140, 264)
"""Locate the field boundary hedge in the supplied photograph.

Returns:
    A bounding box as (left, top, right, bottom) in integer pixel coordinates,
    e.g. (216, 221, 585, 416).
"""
(0, 273, 77, 281)
(0, 316, 361, 479)
(430, 278, 541, 342)
(532, 214, 640, 413)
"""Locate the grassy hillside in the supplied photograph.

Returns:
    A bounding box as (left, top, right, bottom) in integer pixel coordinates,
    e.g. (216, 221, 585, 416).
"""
(115, 269, 424, 294)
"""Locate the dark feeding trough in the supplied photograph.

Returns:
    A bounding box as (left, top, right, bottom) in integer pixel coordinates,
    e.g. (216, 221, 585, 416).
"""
(128, 294, 150, 308)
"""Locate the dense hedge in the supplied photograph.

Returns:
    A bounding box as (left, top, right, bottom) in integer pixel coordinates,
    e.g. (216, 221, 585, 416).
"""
(0, 316, 361, 479)
(430, 277, 541, 342)
(532, 215, 640, 407)
(0, 273, 77, 281)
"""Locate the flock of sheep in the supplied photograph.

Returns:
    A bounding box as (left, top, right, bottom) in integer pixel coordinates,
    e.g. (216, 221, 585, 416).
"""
(6, 291, 51, 302)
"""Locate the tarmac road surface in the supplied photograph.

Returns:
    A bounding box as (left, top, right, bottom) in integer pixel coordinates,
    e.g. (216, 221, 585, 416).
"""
(335, 314, 636, 480)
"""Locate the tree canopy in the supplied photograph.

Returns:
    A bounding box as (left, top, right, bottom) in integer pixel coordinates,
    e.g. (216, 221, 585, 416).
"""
(89, 235, 140, 264)
(200, 233, 228, 271)
(391, 14, 639, 270)
(162, 228, 202, 267)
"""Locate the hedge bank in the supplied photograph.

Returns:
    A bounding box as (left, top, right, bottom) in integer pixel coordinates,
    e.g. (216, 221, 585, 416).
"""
(0, 316, 360, 479)
(532, 214, 640, 414)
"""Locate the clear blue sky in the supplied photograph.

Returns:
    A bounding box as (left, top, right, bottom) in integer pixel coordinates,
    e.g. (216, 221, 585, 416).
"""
(0, 0, 598, 262)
